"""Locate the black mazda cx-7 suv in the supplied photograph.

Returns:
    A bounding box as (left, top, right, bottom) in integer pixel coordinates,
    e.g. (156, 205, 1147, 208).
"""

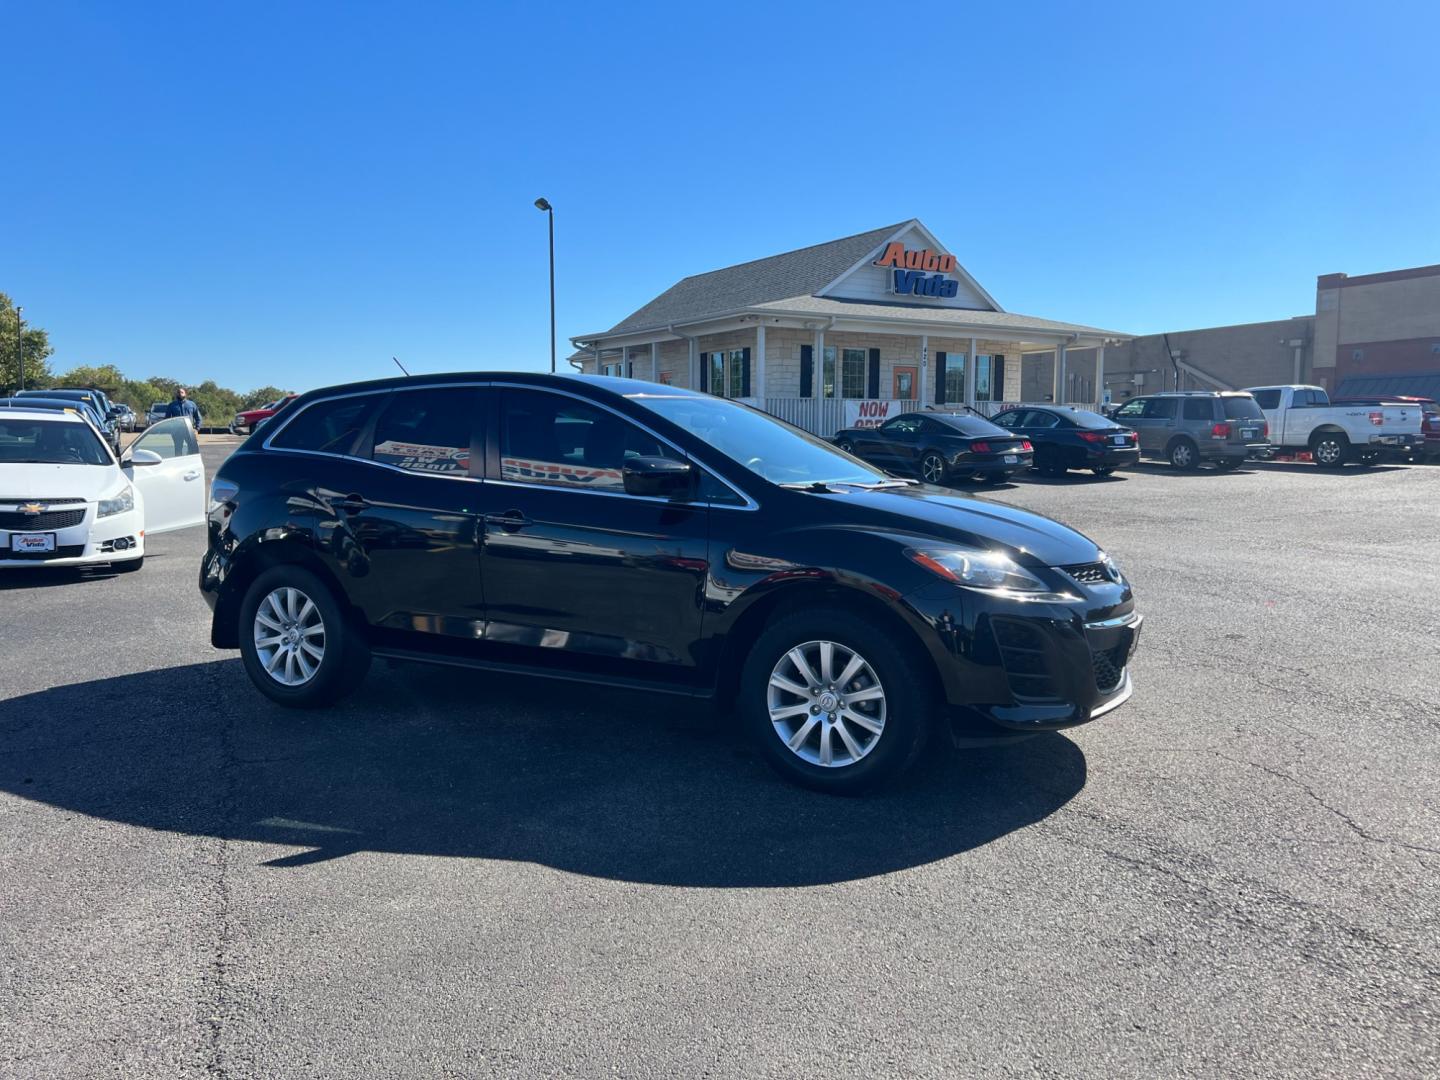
(200, 373, 1141, 793)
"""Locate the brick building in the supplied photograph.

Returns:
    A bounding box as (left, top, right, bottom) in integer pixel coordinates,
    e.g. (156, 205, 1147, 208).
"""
(569, 221, 1128, 435)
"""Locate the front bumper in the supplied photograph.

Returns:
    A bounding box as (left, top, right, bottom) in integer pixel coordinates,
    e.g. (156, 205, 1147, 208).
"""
(903, 578, 1142, 736)
(0, 506, 145, 568)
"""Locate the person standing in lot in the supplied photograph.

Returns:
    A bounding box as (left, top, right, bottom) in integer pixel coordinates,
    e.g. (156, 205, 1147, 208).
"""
(164, 387, 203, 454)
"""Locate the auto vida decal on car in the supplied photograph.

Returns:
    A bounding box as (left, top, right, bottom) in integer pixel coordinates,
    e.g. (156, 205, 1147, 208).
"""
(500, 457, 624, 489)
(373, 440, 470, 474)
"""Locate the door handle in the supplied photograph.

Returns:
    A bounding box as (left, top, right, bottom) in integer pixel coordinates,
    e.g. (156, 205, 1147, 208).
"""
(337, 494, 369, 513)
(182, 470, 200, 481)
(483, 509, 529, 531)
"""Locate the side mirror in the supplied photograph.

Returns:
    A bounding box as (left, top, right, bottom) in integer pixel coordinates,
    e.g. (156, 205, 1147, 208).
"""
(124, 448, 164, 467)
(622, 456, 695, 499)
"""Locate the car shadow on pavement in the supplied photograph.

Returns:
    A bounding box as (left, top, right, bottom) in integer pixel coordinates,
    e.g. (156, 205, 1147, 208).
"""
(1249, 462, 1408, 476)
(0, 659, 1087, 888)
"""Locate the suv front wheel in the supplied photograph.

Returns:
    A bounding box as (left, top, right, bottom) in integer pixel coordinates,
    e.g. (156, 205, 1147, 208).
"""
(740, 607, 935, 794)
(238, 565, 371, 707)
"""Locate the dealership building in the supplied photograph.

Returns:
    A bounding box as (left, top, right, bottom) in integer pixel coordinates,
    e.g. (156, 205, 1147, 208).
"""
(571, 221, 1440, 433)
(569, 220, 1129, 434)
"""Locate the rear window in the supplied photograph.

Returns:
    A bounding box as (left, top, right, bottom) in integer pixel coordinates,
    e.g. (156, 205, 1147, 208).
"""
(933, 413, 1008, 437)
(1068, 409, 1115, 429)
(270, 394, 382, 455)
(1250, 389, 1281, 410)
(1223, 396, 1265, 420)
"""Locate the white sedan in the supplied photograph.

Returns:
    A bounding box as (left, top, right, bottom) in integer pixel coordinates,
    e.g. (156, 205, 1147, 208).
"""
(0, 409, 207, 572)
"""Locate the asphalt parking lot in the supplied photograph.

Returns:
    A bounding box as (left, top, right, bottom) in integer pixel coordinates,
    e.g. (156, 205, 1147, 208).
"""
(2, 439, 1437, 1078)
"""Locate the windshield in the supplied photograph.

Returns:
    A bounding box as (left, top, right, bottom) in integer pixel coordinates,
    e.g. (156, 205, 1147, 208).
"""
(633, 395, 889, 486)
(0, 417, 110, 465)
(1222, 396, 1265, 420)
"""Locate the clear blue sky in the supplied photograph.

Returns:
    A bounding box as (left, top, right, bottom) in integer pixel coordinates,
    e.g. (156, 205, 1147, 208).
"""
(4, 1, 1437, 393)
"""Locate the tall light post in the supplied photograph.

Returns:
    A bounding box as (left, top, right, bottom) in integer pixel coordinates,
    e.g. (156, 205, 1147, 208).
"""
(13, 305, 22, 391)
(534, 197, 555, 373)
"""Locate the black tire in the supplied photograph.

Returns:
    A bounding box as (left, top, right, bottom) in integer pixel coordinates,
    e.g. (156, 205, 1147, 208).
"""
(1034, 446, 1067, 477)
(112, 557, 144, 573)
(739, 606, 938, 795)
(238, 564, 370, 708)
(1093, 466, 1117, 477)
(1311, 432, 1349, 468)
(919, 451, 948, 486)
(1168, 438, 1200, 470)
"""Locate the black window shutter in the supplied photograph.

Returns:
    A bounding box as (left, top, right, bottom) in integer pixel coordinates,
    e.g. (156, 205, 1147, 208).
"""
(799, 345, 813, 398)
(741, 348, 752, 398)
(992, 355, 1004, 401)
(699, 352, 708, 393)
(935, 352, 948, 404)
(867, 348, 881, 398)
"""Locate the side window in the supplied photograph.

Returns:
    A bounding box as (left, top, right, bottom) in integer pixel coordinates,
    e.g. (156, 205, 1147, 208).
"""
(1116, 399, 1146, 418)
(991, 412, 1020, 428)
(132, 416, 200, 459)
(1182, 398, 1213, 421)
(1144, 398, 1177, 420)
(882, 417, 920, 434)
(369, 388, 478, 476)
(499, 389, 679, 492)
(270, 395, 381, 455)
(1251, 389, 1281, 410)
(1028, 411, 1062, 428)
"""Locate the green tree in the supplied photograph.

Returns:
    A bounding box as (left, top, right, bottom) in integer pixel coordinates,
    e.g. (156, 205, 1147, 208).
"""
(0, 293, 56, 392)
(242, 385, 289, 410)
(54, 363, 127, 392)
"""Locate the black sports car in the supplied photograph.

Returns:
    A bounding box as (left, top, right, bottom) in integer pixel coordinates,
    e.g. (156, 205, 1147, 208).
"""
(989, 406, 1139, 477)
(832, 411, 1033, 485)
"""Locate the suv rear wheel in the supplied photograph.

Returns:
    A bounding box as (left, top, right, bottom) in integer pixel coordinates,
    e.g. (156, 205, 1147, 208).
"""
(238, 565, 370, 707)
(740, 607, 936, 794)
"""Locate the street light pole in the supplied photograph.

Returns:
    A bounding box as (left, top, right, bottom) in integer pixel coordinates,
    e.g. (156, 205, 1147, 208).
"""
(534, 197, 555, 373)
(14, 305, 22, 392)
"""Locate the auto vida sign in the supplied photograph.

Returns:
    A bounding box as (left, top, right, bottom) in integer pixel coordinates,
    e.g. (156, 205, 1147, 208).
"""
(872, 242, 960, 299)
(844, 400, 894, 429)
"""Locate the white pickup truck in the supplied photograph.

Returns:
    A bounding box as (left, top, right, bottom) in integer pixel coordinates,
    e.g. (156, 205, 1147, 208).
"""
(1244, 384, 1426, 467)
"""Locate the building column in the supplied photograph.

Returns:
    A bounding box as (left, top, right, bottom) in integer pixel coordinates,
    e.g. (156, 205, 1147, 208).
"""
(1052, 344, 1067, 402)
(755, 323, 766, 401)
(814, 327, 825, 397)
(1094, 344, 1106, 405)
(688, 337, 699, 389)
(918, 335, 929, 407)
(652, 341, 659, 383)
(964, 336, 978, 406)
(621, 345, 630, 378)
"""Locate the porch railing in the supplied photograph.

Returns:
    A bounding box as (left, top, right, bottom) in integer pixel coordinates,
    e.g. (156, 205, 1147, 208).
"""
(759, 397, 1100, 437)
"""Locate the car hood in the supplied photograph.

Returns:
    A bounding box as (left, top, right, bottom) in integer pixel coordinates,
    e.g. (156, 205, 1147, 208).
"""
(821, 485, 1101, 567)
(0, 462, 123, 502)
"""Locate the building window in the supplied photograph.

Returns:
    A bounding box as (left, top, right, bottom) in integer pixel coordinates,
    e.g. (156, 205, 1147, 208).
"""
(1351, 349, 1364, 363)
(841, 349, 867, 398)
(706, 349, 748, 399)
(944, 354, 966, 403)
(822, 346, 837, 398)
(601, 362, 623, 377)
(975, 355, 992, 401)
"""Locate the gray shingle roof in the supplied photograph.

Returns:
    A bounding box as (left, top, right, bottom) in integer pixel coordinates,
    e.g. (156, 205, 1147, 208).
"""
(604, 221, 910, 334)
(752, 295, 1129, 340)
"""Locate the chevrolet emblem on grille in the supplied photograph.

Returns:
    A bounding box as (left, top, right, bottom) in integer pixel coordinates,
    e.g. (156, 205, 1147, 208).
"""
(20, 502, 44, 515)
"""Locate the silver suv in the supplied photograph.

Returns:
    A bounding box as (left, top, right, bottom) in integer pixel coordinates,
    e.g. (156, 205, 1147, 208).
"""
(1112, 392, 1270, 470)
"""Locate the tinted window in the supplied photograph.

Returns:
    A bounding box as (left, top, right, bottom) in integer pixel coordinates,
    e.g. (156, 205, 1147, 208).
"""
(1182, 398, 1214, 421)
(270, 394, 381, 455)
(932, 413, 1008, 437)
(1223, 396, 1265, 420)
(881, 416, 922, 434)
(0, 417, 109, 465)
(369, 388, 477, 476)
(1116, 399, 1146, 418)
(1069, 409, 1116, 429)
(1026, 410, 1062, 429)
(1250, 389, 1281, 410)
(1143, 398, 1177, 419)
(500, 389, 678, 491)
(990, 411, 1021, 428)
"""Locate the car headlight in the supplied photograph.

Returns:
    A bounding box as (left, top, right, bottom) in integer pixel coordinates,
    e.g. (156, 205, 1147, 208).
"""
(98, 484, 134, 518)
(1098, 550, 1127, 585)
(905, 543, 1077, 602)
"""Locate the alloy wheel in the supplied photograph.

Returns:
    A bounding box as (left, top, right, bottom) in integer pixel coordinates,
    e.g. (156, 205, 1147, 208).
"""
(1315, 438, 1344, 465)
(253, 586, 326, 686)
(921, 454, 945, 484)
(1171, 442, 1194, 468)
(767, 640, 886, 768)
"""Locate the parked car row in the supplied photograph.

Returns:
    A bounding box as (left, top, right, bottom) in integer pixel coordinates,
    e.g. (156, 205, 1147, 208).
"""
(229, 394, 297, 435)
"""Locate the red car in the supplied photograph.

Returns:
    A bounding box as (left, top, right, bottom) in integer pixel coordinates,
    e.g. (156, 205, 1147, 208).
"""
(1332, 395, 1439, 462)
(229, 395, 296, 435)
